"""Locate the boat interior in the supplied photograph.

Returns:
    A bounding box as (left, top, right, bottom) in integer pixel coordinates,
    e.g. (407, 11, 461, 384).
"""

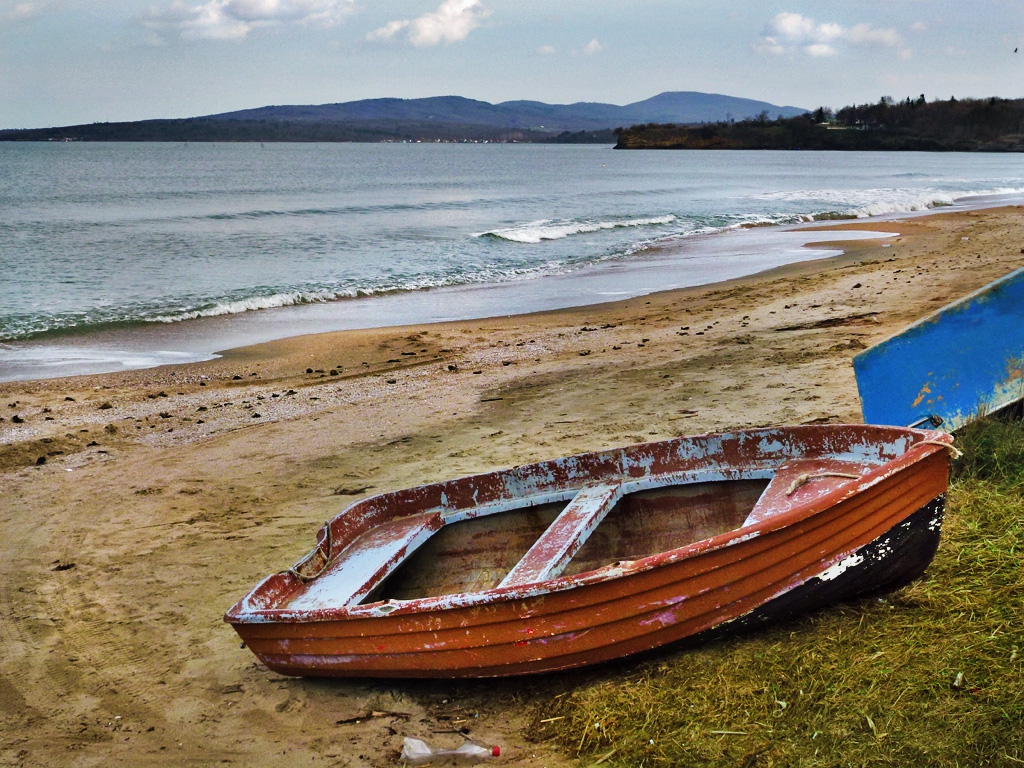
(366, 478, 770, 602)
(280, 455, 877, 611)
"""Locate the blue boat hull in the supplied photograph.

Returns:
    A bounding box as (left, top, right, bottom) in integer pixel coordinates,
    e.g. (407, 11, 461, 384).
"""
(854, 266, 1024, 430)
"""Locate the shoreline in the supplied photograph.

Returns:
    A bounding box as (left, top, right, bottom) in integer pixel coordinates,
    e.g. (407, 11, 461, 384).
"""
(3, 204, 1024, 767)
(0, 219, 955, 384)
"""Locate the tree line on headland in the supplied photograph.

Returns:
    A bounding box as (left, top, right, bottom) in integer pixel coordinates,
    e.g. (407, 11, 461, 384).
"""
(614, 96, 1024, 151)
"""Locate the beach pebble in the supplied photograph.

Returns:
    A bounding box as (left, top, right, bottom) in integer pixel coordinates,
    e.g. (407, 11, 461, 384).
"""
(36, 456, 46, 465)
(99, 402, 113, 410)
(65, 396, 75, 401)
(12, 414, 24, 423)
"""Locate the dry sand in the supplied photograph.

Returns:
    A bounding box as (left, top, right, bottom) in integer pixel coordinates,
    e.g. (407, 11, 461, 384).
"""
(2, 205, 1023, 767)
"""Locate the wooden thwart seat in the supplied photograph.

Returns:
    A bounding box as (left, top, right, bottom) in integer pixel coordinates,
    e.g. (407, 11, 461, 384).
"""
(288, 511, 442, 609)
(498, 483, 623, 588)
(743, 458, 872, 528)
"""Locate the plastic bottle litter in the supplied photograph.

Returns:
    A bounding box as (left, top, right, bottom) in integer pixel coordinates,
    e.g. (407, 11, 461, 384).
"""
(401, 737, 500, 764)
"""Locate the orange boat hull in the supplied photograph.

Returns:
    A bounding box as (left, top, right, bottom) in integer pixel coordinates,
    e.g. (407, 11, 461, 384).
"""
(226, 426, 952, 677)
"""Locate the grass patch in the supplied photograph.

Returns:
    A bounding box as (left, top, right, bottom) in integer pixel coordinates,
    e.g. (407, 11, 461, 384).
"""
(535, 419, 1024, 766)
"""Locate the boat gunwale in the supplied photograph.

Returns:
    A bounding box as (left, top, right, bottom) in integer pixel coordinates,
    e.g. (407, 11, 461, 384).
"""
(225, 426, 952, 625)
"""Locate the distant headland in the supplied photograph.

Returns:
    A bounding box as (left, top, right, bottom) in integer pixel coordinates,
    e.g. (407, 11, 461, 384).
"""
(614, 96, 1024, 152)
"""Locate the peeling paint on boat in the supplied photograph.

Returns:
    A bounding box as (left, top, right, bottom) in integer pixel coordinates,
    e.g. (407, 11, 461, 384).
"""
(818, 554, 866, 582)
(225, 425, 953, 677)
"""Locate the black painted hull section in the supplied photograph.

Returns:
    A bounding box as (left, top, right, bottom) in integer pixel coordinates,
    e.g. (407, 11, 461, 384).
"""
(708, 495, 944, 637)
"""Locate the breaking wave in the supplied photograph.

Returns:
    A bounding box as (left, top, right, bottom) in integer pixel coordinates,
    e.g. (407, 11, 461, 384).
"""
(477, 215, 677, 243)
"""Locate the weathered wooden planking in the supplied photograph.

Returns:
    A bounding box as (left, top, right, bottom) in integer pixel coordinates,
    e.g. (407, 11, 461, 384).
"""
(854, 266, 1024, 431)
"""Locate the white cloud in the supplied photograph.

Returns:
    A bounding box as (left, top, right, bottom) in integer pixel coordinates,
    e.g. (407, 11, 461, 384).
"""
(537, 44, 556, 55)
(365, 18, 409, 42)
(769, 12, 814, 41)
(367, 0, 487, 47)
(806, 43, 836, 58)
(580, 37, 602, 56)
(141, 0, 353, 42)
(3, 1, 51, 22)
(757, 12, 906, 58)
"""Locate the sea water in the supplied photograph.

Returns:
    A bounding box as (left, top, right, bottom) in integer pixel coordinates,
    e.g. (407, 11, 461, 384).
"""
(3, 142, 1024, 380)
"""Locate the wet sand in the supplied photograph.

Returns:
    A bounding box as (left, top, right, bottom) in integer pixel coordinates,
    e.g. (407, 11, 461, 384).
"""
(2, 206, 1023, 767)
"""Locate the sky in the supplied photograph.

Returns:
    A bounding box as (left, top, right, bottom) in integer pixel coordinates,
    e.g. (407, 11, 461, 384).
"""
(1, 0, 1022, 129)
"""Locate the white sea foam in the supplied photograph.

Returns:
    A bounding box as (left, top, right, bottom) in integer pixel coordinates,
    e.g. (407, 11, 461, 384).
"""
(152, 289, 359, 323)
(150, 260, 608, 325)
(755, 186, 1024, 220)
(477, 215, 677, 243)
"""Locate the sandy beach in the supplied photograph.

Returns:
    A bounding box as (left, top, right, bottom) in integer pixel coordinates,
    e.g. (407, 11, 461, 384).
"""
(2, 205, 1023, 767)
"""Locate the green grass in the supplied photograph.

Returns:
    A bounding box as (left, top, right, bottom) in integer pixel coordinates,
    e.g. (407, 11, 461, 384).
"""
(535, 418, 1024, 767)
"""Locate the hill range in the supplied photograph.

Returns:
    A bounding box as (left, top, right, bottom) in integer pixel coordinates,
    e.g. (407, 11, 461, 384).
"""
(0, 91, 807, 143)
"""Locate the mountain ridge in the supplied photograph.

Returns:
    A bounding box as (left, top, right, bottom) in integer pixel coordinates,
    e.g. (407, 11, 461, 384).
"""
(0, 91, 809, 142)
(203, 91, 808, 132)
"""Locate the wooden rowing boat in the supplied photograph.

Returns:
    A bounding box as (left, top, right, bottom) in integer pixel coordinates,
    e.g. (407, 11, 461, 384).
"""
(225, 425, 954, 678)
